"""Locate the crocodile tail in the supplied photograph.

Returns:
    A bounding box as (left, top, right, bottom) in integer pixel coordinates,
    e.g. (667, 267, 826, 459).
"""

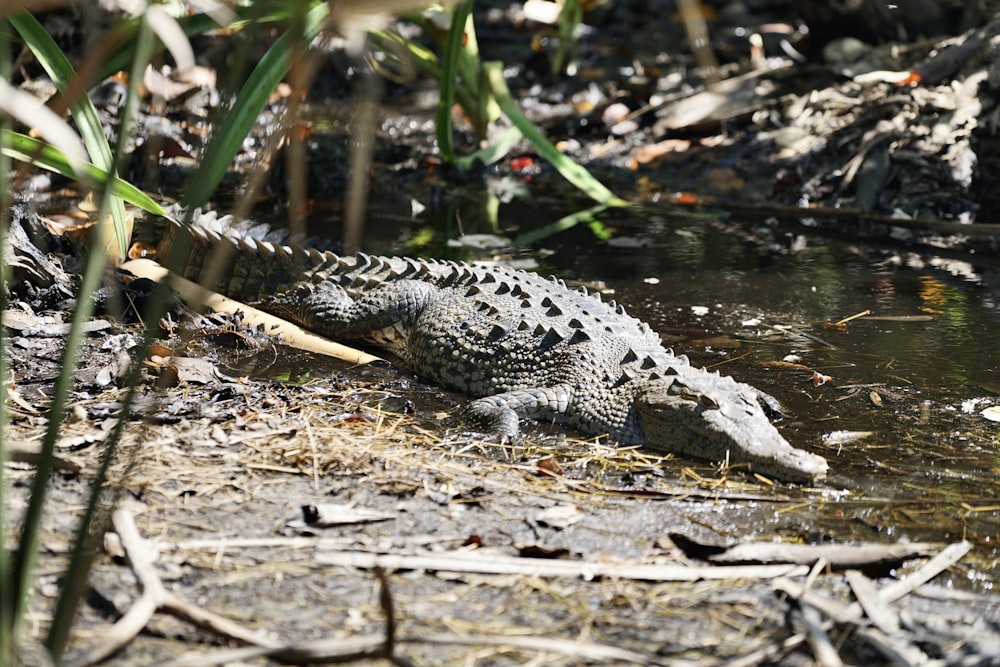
(156, 215, 335, 302)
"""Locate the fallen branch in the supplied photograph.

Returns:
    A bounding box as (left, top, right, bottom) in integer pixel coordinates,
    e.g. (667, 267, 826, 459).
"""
(120, 258, 384, 365)
(158, 630, 664, 667)
(315, 548, 809, 581)
(777, 576, 932, 667)
(72, 509, 282, 667)
(703, 540, 944, 570)
(772, 541, 972, 667)
(877, 540, 971, 603)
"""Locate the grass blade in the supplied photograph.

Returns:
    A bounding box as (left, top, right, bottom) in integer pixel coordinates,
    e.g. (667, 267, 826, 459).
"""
(454, 125, 523, 169)
(0, 18, 13, 662)
(8, 13, 164, 658)
(0, 78, 87, 161)
(1, 131, 168, 216)
(514, 203, 613, 245)
(10, 12, 130, 260)
(436, 0, 474, 160)
(484, 61, 627, 208)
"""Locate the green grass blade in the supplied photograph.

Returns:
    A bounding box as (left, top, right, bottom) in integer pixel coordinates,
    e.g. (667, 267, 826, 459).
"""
(483, 61, 627, 208)
(9, 14, 111, 167)
(436, 0, 474, 160)
(10, 12, 130, 259)
(368, 29, 480, 118)
(1, 131, 168, 216)
(453, 2, 496, 137)
(454, 125, 522, 168)
(7, 170, 121, 667)
(514, 203, 613, 245)
(182, 2, 329, 208)
(0, 18, 13, 661)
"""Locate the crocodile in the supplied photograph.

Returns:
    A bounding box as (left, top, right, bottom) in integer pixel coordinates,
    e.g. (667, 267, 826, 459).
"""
(156, 217, 829, 483)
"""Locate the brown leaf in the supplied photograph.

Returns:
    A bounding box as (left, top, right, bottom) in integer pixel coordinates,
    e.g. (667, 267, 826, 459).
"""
(535, 457, 563, 477)
(812, 371, 833, 386)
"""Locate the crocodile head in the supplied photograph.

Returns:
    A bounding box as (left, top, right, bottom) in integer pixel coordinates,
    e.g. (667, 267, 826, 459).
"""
(634, 376, 828, 483)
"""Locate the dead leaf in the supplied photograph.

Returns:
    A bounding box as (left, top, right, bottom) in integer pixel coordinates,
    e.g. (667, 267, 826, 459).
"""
(168, 356, 217, 384)
(535, 504, 583, 530)
(812, 371, 833, 386)
(535, 457, 563, 477)
(296, 503, 395, 528)
(981, 406, 1000, 423)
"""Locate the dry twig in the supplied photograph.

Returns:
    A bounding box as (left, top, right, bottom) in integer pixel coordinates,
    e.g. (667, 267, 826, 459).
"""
(315, 548, 810, 581)
(72, 509, 282, 667)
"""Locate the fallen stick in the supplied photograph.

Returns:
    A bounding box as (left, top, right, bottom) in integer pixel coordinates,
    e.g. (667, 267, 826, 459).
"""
(158, 630, 665, 667)
(71, 509, 282, 667)
(315, 548, 809, 581)
(120, 258, 385, 365)
(877, 541, 971, 604)
(845, 569, 899, 635)
(704, 540, 944, 569)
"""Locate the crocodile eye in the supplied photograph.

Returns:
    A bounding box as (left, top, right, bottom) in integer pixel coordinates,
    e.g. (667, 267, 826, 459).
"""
(699, 395, 719, 410)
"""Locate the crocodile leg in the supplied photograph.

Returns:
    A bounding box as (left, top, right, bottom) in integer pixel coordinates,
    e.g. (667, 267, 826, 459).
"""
(465, 386, 574, 442)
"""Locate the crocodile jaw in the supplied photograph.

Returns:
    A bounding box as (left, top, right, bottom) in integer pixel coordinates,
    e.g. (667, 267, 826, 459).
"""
(635, 378, 829, 483)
